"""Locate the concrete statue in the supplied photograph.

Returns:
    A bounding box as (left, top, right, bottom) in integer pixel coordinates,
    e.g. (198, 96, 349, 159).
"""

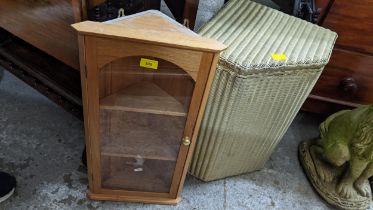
(299, 105, 373, 210)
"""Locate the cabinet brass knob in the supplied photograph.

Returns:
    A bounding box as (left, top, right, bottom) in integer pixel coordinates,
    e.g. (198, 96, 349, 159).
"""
(182, 137, 191, 146)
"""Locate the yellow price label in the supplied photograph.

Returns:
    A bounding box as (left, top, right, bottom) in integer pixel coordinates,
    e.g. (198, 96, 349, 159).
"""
(271, 54, 288, 61)
(140, 58, 158, 70)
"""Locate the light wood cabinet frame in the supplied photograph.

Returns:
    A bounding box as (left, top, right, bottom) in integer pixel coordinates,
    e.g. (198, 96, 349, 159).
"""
(73, 12, 224, 204)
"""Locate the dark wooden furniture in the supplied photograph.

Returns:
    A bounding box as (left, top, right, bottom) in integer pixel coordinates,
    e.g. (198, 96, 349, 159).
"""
(0, 0, 163, 71)
(164, 0, 200, 29)
(86, 0, 161, 22)
(0, 0, 84, 70)
(302, 0, 373, 114)
(0, 0, 163, 118)
(0, 29, 83, 118)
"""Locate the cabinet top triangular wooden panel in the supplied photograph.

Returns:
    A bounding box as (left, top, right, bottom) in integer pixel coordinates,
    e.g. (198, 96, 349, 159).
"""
(72, 10, 226, 52)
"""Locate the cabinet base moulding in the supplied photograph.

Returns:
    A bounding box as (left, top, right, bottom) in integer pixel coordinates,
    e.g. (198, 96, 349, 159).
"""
(87, 191, 181, 205)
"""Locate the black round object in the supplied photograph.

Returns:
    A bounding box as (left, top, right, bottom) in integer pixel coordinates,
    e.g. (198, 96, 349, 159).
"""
(0, 171, 16, 200)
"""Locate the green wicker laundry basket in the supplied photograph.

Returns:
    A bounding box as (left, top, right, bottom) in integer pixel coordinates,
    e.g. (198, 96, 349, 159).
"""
(189, 0, 337, 181)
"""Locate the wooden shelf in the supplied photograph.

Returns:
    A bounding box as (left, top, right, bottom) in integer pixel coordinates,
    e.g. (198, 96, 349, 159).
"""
(100, 82, 187, 117)
(101, 146, 179, 161)
(100, 110, 185, 161)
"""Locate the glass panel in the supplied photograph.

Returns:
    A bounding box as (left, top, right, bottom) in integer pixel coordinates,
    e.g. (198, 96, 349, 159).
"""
(99, 56, 195, 193)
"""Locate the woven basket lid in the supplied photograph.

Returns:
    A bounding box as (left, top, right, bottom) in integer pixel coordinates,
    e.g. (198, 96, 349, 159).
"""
(199, 0, 338, 74)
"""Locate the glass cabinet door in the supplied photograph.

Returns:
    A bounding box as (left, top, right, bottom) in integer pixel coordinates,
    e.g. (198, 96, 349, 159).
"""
(99, 56, 195, 193)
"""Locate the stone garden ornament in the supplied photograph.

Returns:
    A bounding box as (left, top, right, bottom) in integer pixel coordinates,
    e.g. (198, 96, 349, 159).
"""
(299, 105, 373, 210)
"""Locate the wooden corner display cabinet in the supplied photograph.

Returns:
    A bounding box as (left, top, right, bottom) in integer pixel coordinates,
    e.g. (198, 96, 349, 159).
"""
(72, 11, 225, 204)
